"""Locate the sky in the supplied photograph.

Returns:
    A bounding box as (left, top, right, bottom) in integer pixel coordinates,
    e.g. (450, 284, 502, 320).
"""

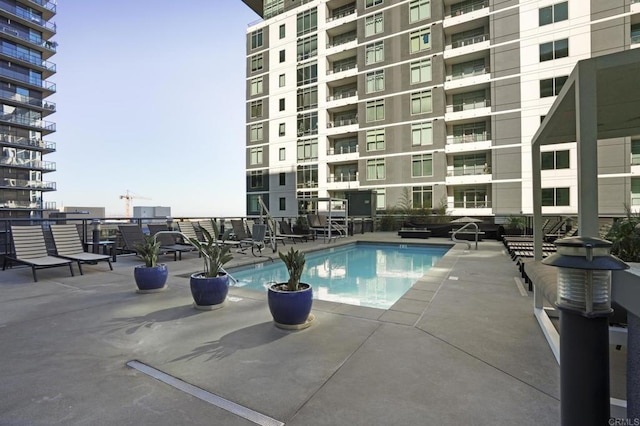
(50, 0, 259, 217)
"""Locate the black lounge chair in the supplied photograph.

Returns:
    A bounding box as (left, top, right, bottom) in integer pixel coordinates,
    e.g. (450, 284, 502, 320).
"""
(50, 224, 113, 274)
(147, 224, 196, 260)
(118, 225, 181, 261)
(2, 225, 74, 282)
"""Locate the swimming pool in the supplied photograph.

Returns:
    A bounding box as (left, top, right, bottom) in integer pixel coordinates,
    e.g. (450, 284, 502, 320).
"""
(228, 243, 450, 309)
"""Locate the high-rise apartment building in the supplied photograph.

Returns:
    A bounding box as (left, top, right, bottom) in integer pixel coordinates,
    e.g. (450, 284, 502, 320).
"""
(0, 0, 57, 219)
(242, 0, 640, 219)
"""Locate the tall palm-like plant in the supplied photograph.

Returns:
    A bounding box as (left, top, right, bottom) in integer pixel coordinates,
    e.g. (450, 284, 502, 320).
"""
(134, 234, 160, 267)
(188, 220, 233, 277)
(279, 247, 306, 291)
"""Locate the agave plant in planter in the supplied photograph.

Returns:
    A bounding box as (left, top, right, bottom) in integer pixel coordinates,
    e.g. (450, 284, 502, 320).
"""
(133, 234, 168, 293)
(268, 247, 314, 329)
(188, 221, 233, 310)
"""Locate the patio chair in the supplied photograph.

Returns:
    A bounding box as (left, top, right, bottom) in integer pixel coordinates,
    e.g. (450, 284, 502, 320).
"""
(3, 225, 74, 282)
(278, 220, 308, 243)
(147, 224, 196, 260)
(118, 224, 181, 261)
(50, 224, 113, 274)
(197, 219, 242, 248)
(238, 223, 269, 256)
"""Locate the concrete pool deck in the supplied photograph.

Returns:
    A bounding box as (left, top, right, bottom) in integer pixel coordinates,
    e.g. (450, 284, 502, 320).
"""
(0, 233, 562, 425)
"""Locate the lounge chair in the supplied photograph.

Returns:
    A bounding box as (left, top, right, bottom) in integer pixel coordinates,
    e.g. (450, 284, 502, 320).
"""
(147, 224, 195, 260)
(197, 220, 242, 248)
(278, 220, 308, 243)
(118, 225, 181, 261)
(3, 225, 74, 282)
(239, 223, 270, 256)
(50, 224, 113, 274)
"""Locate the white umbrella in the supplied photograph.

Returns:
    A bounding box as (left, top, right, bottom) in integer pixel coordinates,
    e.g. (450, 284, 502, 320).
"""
(450, 216, 483, 223)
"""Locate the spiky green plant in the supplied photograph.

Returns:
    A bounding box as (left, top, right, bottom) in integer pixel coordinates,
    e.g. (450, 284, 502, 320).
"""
(606, 204, 640, 262)
(134, 234, 160, 267)
(188, 220, 233, 278)
(278, 247, 306, 291)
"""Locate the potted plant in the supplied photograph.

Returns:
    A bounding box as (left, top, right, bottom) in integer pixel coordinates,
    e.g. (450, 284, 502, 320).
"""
(133, 234, 168, 293)
(267, 247, 313, 329)
(188, 221, 233, 310)
(505, 216, 526, 236)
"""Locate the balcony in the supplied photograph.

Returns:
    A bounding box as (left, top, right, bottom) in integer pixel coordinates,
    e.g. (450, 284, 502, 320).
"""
(445, 99, 491, 121)
(0, 3, 57, 34)
(444, 65, 490, 91)
(327, 89, 357, 102)
(0, 68, 56, 94)
(328, 116, 358, 128)
(0, 114, 55, 132)
(327, 144, 358, 155)
(0, 156, 56, 172)
(327, 172, 359, 190)
(326, 3, 356, 23)
(444, 0, 490, 29)
(0, 135, 55, 152)
(327, 60, 357, 75)
(0, 178, 56, 190)
(297, 180, 318, 189)
(0, 200, 51, 209)
(327, 144, 358, 163)
(445, 132, 491, 153)
(0, 45, 56, 76)
(327, 31, 356, 49)
(27, 0, 57, 20)
(446, 164, 491, 185)
(0, 88, 56, 114)
(444, 33, 490, 59)
(0, 24, 57, 56)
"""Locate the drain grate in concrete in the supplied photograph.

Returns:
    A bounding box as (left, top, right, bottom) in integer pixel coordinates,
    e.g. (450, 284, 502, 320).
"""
(127, 360, 283, 426)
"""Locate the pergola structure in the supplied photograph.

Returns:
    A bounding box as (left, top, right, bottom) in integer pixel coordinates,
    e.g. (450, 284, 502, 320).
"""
(530, 48, 640, 416)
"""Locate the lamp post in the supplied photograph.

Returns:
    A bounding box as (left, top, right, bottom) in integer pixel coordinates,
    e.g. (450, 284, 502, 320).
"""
(91, 219, 102, 254)
(543, 236, 628, 426)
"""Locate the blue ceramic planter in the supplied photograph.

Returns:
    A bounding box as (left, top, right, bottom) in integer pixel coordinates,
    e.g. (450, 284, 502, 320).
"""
(134, 264, 168, 293)
(268, 283, 313, 329)
(190, 273, 229, 310)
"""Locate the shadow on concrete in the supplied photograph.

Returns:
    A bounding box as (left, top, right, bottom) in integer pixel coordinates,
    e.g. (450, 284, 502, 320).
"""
(107, 304, 201, 335)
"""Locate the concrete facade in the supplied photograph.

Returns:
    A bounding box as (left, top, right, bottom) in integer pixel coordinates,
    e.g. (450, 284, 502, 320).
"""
(243, 0, 640, 219)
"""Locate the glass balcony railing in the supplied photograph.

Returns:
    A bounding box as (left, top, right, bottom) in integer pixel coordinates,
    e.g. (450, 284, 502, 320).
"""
(447, 65, 489, 81)
(0, 178, 55, 190)
(327, 89, 357, 101)
(0, 68, 56, 92)
(0, 114, 55, 131)
(328, 61, 357, 74)
(328, 173, 358, 183)
(327, 32, 357, 48)
(328, 145, 358, 155)
(297, 180, 318, 189)
(447, 132, 490, 144)
(448, 99, 491, 112)
(0, 24, 57, 53)
(0, 45, 56, 72)
(449, 0, 489, 17)
(327, 5, 356, 22)
(451, 33, 489, 49)
(0, 156, 56, 171)
(29, 0, 57, 13)
(0, 3, 56, 32)
(328, 117, 358, 127)
(448, 164, 490, 176)
(0, 134, 55, 151)
(453, 199, 491, 208)
(0, 88, 55, 111)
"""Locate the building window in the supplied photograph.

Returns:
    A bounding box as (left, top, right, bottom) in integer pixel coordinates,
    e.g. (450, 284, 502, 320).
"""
(279, 123, 285, 136)
(452, 121, 487, 143)
(451, 58, 485, 80)
(410, 58, 432, 84)
(366, 158, 385, 180)
(297, 8, 317, 36)
(250, 77, 263, 96)
(297, 86, 318, 111)
(250, 54, 263, 72)
(366, 99, 385, 122)
(279, 98, 285, 111)
(410, 28, 431, 53)
(251, 29, 263, 49)
(279, 147, 286, 160)
(376, 188, 386, 210)
(632, 140, 640, 165)
(297, 35, 317, 61)
(279, 49, 285, 63)
(297, 112, 318, 136)
(297, 164, 318, 188)
(279, 172, 286, 185)
(250, 100, 263, 118)
(412, 186, 432, 209)
(365, 41, 384, 64)
(632, 178, 640, 206)
(540, 76, 568, 98)
(452, 90, 487, 111)
(632, 24, 640, 45)
(542, 187, 570, 206)
(412, 154, 433, 177)
(539, 2, 568, 26)
(452, 154, 487, 176)
(297, 139, 318, 161)
(250, 147, 263, 165)
(411, 90, 432, 115)
(365, 13, 384, 37)
(297, 62, 318, 86)
(409, 0, 430, 23)
(366, 129, 385, 151)
(279, 74, 285, 87)
(247, 195, 261, 214)
(250, 170, 264, 189)
(279, 197, 286, 210)
(412, 122, 433, 146)
(541, 150, 570, 170)
(366, 70, 384, 93)
(366, 0, 383, 7)
(279, 24, 285, 39)
(454, 187, 487, 208)
(250, 123, 263, 142)
(540, 39, 569, 62)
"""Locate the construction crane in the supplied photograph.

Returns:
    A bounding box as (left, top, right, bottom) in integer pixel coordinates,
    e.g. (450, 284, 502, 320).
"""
(119, 190, 151, 218)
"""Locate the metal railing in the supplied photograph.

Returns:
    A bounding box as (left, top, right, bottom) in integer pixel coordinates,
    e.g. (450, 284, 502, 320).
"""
(327, 32, 357, 48)
(452, 200, 491, 208)
(327, 89, 357, 101)
(328, 173, 358, 183)
(448, 99, 491, 112)
(0, 68, 56, 92)
(327, 6, 356, 22)
(446, 132, 490, 144)
(0, 178, 55, 190)
(0, 135, 55, 151)
(446, 65, 489, 81)
(0, 156, 56, 170)
(0, 88, 55, 111)
(450, 33, 489, 49)
(0, 3, 57, 32)
(0, 45, 56, 72)
(449, 0, 489, 17)
(0, 114, 55, 131)
(0, 24, 56, 53)
(328, 117, 358, 127)
(328, 61, 357, 75)
(448, 164, 490, 176)
(328, 145, 358, 155)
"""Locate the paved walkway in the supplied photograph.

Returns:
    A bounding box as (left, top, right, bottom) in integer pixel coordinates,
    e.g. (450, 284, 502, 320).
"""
(0, 233, 560, 425)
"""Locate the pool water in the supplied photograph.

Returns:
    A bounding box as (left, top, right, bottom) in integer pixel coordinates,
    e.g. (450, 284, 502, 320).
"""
(227, 243, 450, 309)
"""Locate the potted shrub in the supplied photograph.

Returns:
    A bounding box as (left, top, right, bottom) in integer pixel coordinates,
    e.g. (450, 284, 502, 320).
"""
(505, 216, 526, 236)
(133, 234, 169, 293)
(188, 221, 233, 310)
(267, 247, 313, 330)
